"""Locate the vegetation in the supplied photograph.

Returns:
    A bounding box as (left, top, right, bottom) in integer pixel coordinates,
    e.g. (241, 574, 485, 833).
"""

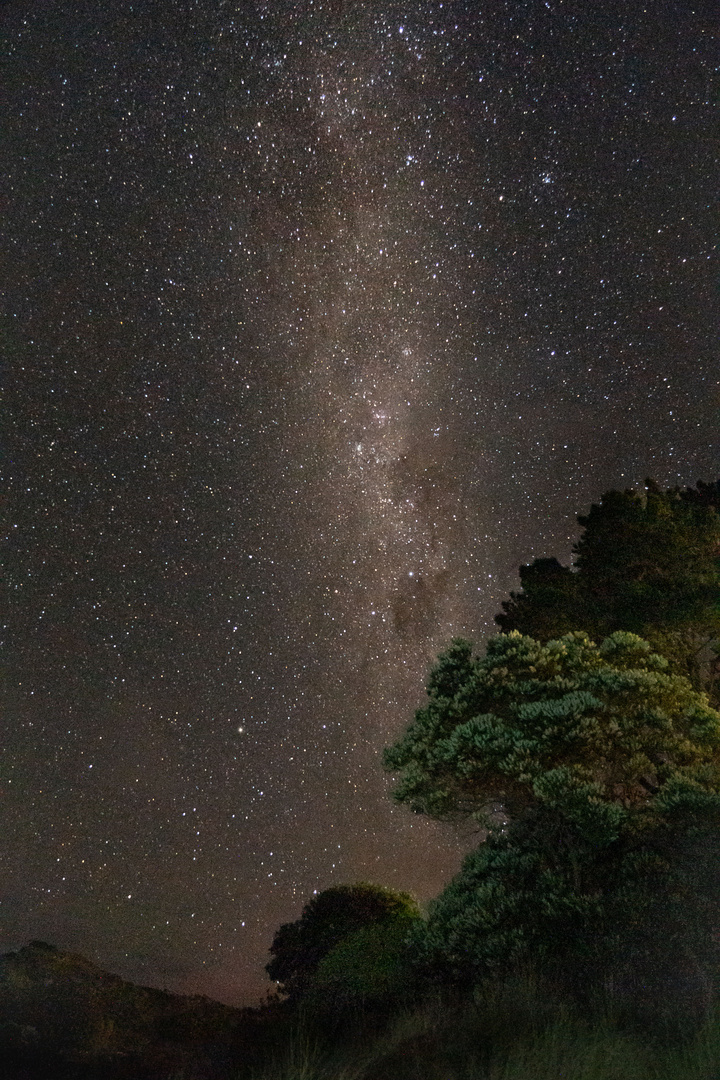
(383, 630, 720, 824)
(496, 480, 720, 701)
(383, 629, 720, 1012)
(5, 478, 719, 1077)
(246, 988, 720, 1080)
(305, 912, 423, 1013)
(266, 882, 420, 1005)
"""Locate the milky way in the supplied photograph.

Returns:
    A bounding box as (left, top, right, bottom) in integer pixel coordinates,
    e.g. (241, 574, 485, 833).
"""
(4, 0, 717, 1004)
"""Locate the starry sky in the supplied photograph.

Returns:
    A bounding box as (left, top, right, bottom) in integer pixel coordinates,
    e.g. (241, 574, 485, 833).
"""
(3, 0, 718, 1005)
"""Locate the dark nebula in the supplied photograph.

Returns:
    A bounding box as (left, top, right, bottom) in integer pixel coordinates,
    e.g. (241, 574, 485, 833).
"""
(3, 0, 717, 1004)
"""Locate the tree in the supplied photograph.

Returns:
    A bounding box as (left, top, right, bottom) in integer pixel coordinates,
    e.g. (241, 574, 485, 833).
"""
(305, 918, 422, 1012)
(496, 480, 720, 700)
(385, 631, 720, 824)
(266, 882, 420, 1001)
(384, 631, 720, 1006)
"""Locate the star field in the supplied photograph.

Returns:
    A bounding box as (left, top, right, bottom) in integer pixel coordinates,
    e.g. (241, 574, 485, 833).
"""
(3, 0, 718, 1004)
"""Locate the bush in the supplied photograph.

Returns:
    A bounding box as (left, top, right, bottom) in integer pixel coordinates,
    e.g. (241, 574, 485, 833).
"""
(305, 917, 423, 1014)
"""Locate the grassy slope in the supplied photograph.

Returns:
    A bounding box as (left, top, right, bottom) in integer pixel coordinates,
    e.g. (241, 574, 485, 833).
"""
(248, 983, 720, 1080)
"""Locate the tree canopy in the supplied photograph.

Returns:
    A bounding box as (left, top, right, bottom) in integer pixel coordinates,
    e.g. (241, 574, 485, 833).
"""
(305, 917, 422, 1012)
(266, 882, 419, 1001)
(496, 480, 720, 699)
(384, 630, 720, 830)
(384, 630, 720, 1000)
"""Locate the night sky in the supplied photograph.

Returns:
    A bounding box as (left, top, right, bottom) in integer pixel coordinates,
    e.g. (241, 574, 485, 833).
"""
(3, 0, 718, 1005)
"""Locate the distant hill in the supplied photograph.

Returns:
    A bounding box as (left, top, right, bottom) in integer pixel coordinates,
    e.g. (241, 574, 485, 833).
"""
(0, 940, 256, 1078)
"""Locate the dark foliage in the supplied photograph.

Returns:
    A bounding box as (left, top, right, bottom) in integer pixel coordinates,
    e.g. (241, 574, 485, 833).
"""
(496, 479, 720, 700)
(266, 882, 419, 1001)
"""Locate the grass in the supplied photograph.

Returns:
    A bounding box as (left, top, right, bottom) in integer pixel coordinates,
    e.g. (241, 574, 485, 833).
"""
(247, 980, 720, 1080)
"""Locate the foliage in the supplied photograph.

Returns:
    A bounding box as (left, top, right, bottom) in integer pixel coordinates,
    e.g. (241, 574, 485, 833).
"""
(496, 480, 720, 699)
(246, 981, 720, 1080)
(266, 883, 420, 1002)
(422, 816, 720, 1013)
(384, 631, 720, 1002)
(384, 630, 720, 824)
(305, 917, 422, 1013)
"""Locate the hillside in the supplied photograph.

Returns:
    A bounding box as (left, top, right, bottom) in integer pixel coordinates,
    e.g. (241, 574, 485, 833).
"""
(0, 940, 255, 1078)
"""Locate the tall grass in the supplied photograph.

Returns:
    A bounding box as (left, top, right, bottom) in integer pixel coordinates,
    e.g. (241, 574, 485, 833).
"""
(247, 980, 720, 1080)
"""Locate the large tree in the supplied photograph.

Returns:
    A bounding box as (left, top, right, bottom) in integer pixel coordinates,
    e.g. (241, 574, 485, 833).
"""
(496, 480, 720, 700)
(384, 631, 720, 1006)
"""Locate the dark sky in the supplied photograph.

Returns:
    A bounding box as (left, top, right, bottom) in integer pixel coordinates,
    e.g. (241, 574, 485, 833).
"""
(3, 0, 717, 1005)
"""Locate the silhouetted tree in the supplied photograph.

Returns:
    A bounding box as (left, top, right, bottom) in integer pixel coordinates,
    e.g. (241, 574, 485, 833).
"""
(497, 480, 720, 701)
(266, 882, 420, 1001)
